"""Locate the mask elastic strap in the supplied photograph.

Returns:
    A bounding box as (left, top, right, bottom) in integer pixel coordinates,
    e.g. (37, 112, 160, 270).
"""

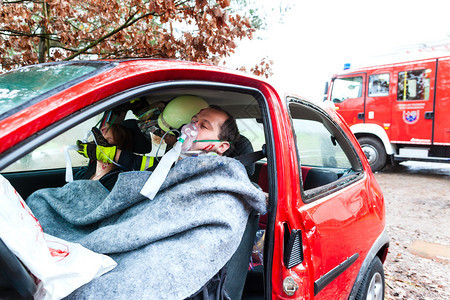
(193, 139, 223, 143)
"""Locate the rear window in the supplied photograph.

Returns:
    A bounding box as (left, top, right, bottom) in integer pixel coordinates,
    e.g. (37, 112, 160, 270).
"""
(293, 119, 352, 169)
(0, 62, 114, 119)
(397, 69, 431, 101)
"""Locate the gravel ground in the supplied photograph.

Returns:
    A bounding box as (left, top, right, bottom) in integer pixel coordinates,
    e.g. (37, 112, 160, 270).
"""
(373, 162, 450, 300)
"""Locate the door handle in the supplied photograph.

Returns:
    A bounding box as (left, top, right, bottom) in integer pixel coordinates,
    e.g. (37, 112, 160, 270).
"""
(424, 111, 434, 119)
(357, 113, 365, 120)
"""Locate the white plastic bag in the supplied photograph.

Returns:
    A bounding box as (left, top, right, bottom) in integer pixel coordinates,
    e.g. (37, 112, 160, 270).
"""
(0, 175, 117, 300)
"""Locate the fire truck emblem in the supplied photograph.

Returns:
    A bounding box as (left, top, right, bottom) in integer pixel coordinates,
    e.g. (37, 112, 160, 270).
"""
(403, 110, 419, 124)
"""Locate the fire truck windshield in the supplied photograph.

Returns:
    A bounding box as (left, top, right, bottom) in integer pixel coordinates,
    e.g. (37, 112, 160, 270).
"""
(331, 76, 363, 103)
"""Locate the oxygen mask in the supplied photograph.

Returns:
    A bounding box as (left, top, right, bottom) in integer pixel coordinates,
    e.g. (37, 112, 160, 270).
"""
(141, 122, 199, 200)
(179, 122, 198, 152)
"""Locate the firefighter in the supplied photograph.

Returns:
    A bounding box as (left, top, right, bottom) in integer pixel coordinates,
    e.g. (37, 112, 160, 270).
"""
(76, 95, 209, 171)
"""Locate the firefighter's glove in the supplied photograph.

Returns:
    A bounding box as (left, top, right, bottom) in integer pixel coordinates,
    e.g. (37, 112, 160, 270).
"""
(76, 128, 117, 163)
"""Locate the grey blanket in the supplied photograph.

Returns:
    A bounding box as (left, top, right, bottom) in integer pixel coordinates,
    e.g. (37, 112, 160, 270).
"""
(27, 155, 267, 299)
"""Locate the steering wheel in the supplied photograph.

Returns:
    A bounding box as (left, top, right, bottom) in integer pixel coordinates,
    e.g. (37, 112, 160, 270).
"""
(0, 238, 37, 298)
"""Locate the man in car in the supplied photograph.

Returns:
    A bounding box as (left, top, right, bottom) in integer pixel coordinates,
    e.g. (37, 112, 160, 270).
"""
(12, 104, 263, 300)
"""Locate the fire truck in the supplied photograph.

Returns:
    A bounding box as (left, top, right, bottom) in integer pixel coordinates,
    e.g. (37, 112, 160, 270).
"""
(325, 56, 450, 171)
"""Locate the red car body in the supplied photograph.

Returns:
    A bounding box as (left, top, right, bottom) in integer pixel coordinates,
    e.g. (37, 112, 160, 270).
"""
(0, 60, 388, 299)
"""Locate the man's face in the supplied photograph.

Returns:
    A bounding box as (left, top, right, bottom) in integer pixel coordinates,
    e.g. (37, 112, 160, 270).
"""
(190, 108, 230, 155)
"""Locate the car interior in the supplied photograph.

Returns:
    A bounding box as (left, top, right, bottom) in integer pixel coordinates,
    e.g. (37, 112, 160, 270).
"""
(0, 83, 363, 299)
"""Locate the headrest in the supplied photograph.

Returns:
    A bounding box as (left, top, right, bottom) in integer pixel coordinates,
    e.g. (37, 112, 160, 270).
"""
(122, 119, 152, 154)
(229, 135, 255, 176)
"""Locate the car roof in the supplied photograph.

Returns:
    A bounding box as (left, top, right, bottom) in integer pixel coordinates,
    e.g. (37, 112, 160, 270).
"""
(0, 59, 277, 155)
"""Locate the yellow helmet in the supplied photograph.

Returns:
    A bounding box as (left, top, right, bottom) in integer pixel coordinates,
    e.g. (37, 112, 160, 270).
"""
(158, 95, 208, 134)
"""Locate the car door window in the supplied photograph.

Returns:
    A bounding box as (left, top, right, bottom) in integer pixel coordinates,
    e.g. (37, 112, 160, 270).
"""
(2, 115, 102, 173)
(236, 118, 265, 155)
(288, 100, 362, 200)
(293, 119, 351, 169)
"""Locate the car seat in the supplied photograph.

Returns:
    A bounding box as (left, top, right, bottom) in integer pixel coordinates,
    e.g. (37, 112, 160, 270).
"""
(122, 119, 152, 154)
(185, 210, 260, 300)
(186, 136, 262, 299)
(224, 210, 260, 299)
(222, 141, 265, 299)
(303, 168, 338, 190)
(229, 135, 255, 176)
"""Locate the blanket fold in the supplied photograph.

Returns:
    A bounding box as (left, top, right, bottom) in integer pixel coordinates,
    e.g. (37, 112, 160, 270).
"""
(27, 155, 266, 299)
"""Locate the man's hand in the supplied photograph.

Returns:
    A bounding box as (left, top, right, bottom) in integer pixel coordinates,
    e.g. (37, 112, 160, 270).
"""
(76, 128, 117, 163)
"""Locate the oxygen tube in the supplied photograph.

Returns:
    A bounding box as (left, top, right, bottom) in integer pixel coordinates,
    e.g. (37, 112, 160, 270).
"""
(65, 129, 94, 182)
(140, 123, 198, 200)
(64, 145, 78, 182)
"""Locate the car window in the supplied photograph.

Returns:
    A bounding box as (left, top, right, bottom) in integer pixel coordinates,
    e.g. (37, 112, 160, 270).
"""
(236, 118, 265, 155)
(2, 115, 102, 173)
(288, 101, 362, 199)
(2, 112, 263, 174)
(293, 119, 352, 169)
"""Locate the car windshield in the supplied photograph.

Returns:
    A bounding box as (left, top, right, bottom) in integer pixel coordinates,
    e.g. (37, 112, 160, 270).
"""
(0, 62, 112, 118)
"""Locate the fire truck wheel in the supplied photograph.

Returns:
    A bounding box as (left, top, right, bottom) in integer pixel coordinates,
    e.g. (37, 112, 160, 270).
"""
(358, 137, 386, 172)
(355, 256, 385, 300)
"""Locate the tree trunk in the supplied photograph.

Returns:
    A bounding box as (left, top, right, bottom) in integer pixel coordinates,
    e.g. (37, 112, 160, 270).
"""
(38, 2, 50, 64)
(38, 30, 47, 63)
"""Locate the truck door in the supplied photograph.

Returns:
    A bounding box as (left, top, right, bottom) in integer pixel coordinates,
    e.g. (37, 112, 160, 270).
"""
(434, 57, 450, 145)
(390, 61, 436, 144)
(330, 74, 366, 127)
(365, 72, 392, 136)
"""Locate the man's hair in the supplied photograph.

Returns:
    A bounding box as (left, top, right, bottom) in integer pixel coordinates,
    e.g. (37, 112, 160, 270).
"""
(110, 123, 134, 151)
(208, 105, 240, 157)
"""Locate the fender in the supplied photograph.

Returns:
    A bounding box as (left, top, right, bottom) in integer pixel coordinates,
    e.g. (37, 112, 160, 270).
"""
(348, 228, 389, 300)
(350, 124, 395, 155)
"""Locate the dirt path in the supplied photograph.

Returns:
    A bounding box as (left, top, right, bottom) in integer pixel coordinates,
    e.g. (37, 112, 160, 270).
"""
(373, 162, 450, 299)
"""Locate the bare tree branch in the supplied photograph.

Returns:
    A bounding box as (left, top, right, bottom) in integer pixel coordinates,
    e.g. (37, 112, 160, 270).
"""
(3, 0, 43, 3)
(63, 11, 156, 61)
(0, 1, 271, 78)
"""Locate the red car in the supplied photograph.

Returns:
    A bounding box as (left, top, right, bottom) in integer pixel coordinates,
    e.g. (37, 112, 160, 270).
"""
(0, 60, 388, 299)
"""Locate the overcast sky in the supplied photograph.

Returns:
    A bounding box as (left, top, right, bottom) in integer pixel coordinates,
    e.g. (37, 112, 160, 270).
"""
(227, 0, 450, 101)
